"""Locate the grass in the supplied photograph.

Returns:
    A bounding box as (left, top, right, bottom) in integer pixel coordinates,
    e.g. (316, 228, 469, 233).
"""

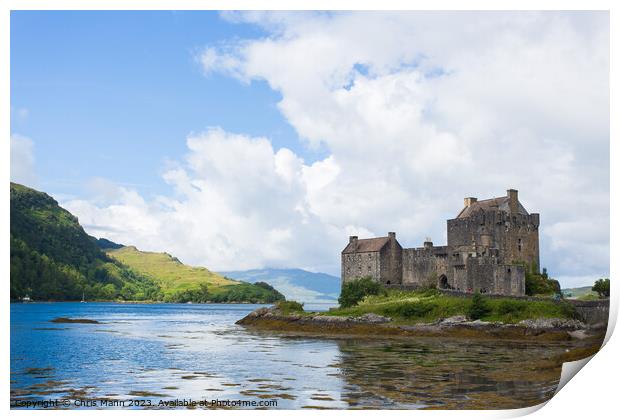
(107, 246, 240, 298)
(325, 289, 576, 324)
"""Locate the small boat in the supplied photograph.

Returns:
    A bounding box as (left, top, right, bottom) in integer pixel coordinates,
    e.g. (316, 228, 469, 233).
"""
(22, 295, 31, 303)
(81, 292, 86, 303)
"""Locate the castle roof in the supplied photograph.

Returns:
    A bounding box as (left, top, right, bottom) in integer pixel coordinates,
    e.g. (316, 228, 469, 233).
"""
(456, 196, 529, 219)
(342, 237, 390, 254)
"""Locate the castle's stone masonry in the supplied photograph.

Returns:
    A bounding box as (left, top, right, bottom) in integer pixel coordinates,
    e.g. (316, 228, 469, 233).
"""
(341, 189, 540, 296)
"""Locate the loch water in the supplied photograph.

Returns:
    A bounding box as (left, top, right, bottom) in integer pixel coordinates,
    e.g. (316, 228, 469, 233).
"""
(11, 302, 583, 409)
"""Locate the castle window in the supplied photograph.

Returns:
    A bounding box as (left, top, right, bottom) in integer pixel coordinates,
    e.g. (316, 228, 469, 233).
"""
(518, 238, 522, 252)
(368, 265, 372, 271)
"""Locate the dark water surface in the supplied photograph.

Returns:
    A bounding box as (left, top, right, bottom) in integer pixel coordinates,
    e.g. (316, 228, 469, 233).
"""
(11, 302, 582, 409)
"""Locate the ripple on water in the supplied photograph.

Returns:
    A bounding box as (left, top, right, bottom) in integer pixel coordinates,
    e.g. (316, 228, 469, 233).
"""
(10, 303, 605, 410)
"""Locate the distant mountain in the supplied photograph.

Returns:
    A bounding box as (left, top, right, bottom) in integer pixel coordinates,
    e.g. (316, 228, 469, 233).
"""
(219, 268, 341, 303)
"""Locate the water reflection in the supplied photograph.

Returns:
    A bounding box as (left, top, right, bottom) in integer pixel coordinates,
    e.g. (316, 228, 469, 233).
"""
(333, 338, 568, 409)
(10, 303, 598, 409)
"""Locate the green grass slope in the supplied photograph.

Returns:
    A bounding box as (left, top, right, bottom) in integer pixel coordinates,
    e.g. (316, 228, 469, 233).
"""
(107, 246, 239, 293)
(326, 289, 576, 325)
(106, 246, 285, 303)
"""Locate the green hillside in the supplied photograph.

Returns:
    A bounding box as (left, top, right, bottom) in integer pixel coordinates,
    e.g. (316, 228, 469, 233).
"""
(10, 182, 161, 301)
(107, 246, 237, 291)
(106, 246, 285, 303)
(10, 182, 284, 304)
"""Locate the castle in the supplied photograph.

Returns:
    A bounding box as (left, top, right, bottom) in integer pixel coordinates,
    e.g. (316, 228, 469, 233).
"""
(341, 189, 540, 296)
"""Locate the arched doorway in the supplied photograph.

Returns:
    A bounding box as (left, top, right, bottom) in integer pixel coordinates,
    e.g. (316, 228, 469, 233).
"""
(438, 274, 450, 289)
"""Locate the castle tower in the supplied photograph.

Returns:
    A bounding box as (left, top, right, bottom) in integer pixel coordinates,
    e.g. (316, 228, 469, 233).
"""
(448, 188, 540, 271)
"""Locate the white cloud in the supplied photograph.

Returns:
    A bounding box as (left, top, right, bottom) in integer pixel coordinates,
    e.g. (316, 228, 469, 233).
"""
(65, 12, 609, 288)
(10, 134, 37, 186)
(64, 128, 348, 274)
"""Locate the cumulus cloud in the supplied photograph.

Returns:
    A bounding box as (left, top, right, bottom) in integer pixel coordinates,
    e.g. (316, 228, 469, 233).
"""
(64, 128, 349, 273)
(65, 12, 609, 287)
(10, 134, 37, 186)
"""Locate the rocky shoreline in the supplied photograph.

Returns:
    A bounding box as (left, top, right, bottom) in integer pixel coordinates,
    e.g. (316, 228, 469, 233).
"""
(236, 305, 605, 341)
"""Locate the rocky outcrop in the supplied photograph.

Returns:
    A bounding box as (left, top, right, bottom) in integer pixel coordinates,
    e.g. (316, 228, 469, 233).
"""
(236, 305, 602, 341)
(51, 317, 99, 324)
(518, 318, 586, 330)
(236, 306, 391, 327)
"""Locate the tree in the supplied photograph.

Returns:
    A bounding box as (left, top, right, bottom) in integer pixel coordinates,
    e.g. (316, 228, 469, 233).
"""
(525, 267, 560, 296)
(338, 276, 384, 308)
(592, 278, 610, 298)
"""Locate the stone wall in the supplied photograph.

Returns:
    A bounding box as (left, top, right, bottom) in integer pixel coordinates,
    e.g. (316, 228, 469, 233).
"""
(462, 258, 525, 296)
(402, 246, 449, 287)
(570, 300, 610, 326)
(341, 251, 381, 284)
(380, 233, 403, 285)
(447, 210, 539, 270)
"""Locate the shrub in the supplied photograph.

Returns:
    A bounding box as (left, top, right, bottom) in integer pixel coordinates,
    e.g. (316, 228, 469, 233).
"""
(467, 292, 491, 320)
(276, 300, 305, 314)
(338, 276, 384, 308)
(523, 265, 561, 296)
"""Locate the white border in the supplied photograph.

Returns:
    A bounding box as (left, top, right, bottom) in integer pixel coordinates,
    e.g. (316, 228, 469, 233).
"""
(2, 1, 616, 420)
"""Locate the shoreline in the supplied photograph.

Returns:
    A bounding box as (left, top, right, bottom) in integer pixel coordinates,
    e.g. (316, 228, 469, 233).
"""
(236, 306, 608, 342)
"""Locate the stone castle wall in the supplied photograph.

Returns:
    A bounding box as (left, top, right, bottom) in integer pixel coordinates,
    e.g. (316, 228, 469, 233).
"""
(381, 234, 403, 285)
(341, 251, 381, 284)
(402, 246, 449, 287)
(401, 249, 525, 295)
(447, 211, 539, 270)
(462, 257, 525, 295)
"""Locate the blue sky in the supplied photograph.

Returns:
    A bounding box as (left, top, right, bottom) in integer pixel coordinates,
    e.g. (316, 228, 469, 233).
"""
(11, 11, 325, 199)
(10, 11, 609, 286)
